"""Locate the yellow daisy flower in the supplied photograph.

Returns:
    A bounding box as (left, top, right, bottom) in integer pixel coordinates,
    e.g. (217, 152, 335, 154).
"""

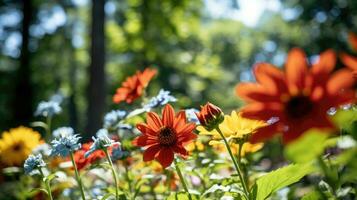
(0, 126, 42, 166)
(197, 111, 266, 155)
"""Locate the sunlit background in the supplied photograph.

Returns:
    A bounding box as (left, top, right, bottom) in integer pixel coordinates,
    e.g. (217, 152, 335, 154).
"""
(0, 0, 356, 137)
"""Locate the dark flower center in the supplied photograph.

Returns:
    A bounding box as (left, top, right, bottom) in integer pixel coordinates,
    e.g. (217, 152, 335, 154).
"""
(12, 143, 23, 152)
(158, 126, 177, 146)
(285, 95, 314, 119)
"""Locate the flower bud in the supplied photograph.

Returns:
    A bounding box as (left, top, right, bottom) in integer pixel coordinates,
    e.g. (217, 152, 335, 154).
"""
(196, 102, 224, 131)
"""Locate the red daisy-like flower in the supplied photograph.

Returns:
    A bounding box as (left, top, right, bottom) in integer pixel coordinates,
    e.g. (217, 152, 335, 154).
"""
(236, 48, 355, 144)
(113, 68, 157, 104)
(73, 142, 114, 170)
(132, 104, 197, 168)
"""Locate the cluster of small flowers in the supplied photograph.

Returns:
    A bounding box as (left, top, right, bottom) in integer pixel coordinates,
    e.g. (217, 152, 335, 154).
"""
(143, 89, 177, 110)
(85, 129, 120, 157)
(24, 154, 46, 174)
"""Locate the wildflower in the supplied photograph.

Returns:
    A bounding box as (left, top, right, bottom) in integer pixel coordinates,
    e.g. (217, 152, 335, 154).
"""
(85, 129, 120, 158)
(103, 110, 127, 129)
(195, 102, 224, 131)
(73, 142, 107, 170)
(0, 126, 41, 166)
(143, 89, 177, 110)
(34, 101, 62, 117)
(211, 142, 264, 157)
(111, 147, 129, 161)
(32, 143, 51, 156)
(185, 108, 200, 124)
(132, 104, 197, 168)
(53, 127, 74, 138)
(236, 48, 355, 143)
(113, 68, 157, 104)
(340, 32, 357, 78)
(50, 134, 81, 157)
(24, 154, 46, 174)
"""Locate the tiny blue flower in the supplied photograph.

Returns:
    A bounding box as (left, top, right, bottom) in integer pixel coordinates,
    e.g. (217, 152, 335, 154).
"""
(50, 134, 81, 157)
(103, 110, 127, 129)
(111, 147, 129, 161)
(85, 129, 120, 158)
(143, 89, 177, 110)
(53, 127, 74, 138)
(35, 101, 62, 117)
(24, 154, 46, 174)
(185, 108, 200, 124)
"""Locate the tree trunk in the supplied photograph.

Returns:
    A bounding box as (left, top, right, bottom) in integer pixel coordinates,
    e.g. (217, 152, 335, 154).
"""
(13, 0, 33, 126)
(85, 0, 106, 138)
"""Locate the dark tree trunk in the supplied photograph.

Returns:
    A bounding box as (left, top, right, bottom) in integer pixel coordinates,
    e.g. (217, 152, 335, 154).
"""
(13, 0, 33, 126)
(85, 0, 106, 138)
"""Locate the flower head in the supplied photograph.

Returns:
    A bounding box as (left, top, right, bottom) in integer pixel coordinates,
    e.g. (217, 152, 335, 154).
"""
(340, 32, 357, 78)
(111, 146, 129, 161)
(236, 48, 355, 143)
(0, 126, 41, 166)
(24, 154, 46, 174)
(50, 134, 81, 157)
(35, 101, 62, 117)
(195, 102, 224, 131)
(132, 104, 197, 168)
(85, 129, 120, 158)
(73, 142, 107, 170)
(143, 89, 177, 110)
(103, 110, 127, 129)
(53, 127, 74, 138)
(113, 68, 157, 104)
(32, 143, 51, 156)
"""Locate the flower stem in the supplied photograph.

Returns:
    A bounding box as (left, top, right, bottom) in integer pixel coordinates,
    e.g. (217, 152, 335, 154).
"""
(174, 158, 193, 200)
(215, 127, 250, 200)
(45, 116, 52, 142)
(69, 152, 86, 200)
(104, 149, 120, 200)
(39, 168, 53, 200)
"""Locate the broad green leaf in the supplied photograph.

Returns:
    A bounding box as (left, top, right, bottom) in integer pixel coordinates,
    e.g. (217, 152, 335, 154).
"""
(284, 129, 336, 163)
(255, 162, 316, 200)
(331, 108, 357, 133)
(29, 188, 48, 195)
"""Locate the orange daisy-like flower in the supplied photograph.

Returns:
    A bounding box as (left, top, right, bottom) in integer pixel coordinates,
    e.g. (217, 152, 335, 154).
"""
(132, 104, 197, 168)
(340, 32, 357, 78)
(113, 68, 157, 104)
(236, 48, 355, 144)
(73, 142, 114, 170)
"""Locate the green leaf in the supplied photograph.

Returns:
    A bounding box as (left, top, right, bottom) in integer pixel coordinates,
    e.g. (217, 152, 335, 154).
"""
(28, 188, 48, 195)
(100, 193, 115, 200)
(284, 129, 336, 163)
(44, 173, 58, 182)
(30, 121, 48, 130)
(301, 191, 323, 200)
(255, 162, 316, 200)
(331, 108, 357, 134)
(167, 192, 198, 200)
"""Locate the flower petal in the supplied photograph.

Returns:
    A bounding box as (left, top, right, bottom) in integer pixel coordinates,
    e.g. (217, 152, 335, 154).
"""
(132, 135, 158, 147)
(253, 63, 288, 94)
(143, 144, 161, 162)
(155, 147, 174, 168)
(285, 48, 308, 93)
(340, 53, 357, 71)
(349, 32, 357, 52)
(250, 123, 280, 144)
(327, 69, 355, 94)
(136, 123, 157, 136)
(174, 111, 186, 130)
(236, 83, 280, 102)
(172, 145, 189, 158)
(240, 102, 283, 121)
(147, 112, 163, 131)
(162, 104, 175, 127)
(311, 49, 336, 76)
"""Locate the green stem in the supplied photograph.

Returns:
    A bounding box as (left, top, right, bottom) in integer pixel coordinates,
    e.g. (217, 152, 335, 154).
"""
(174, 159, 193, 200)
(45, 116, 52, 142)
(39, 168, 53, 200)
(104, 149, 120, 200)
(70, 152, 86, 200)
(215, 127, 250, 200)
(124, 165, 133, 197)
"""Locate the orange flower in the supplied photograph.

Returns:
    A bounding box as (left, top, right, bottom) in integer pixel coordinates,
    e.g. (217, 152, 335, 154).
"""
(340, 32, 357, 78)
(132, 104, 197, 168)
(195, 102, 224, 131)
(113, 68, 157, 104)
(73, 142, 114, 170)
(236, 48, 355, 144)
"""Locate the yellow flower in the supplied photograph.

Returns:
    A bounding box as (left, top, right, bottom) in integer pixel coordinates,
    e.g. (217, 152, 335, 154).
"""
(186, 140, 205, 152)
(198, 111, 266, 143)
(197, 111, 266, 156)
(0, 126, 41, 166)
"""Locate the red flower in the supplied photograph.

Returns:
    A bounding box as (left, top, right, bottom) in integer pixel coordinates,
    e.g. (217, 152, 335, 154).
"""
(340, 32, 357, 78)
(73, 142, 112, 170)
(195, 102, 224, 131)
(236, 48, 355, 144)
(113, 68, 157, 104)
(132, 104, 197, 168)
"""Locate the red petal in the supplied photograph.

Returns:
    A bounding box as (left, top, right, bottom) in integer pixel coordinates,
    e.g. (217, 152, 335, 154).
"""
(285, 48, 308, 93)
(236, 83, 280, 102)
(156, 147, 174, 168)
(174, 111, 186, 130)
(240, 102, 284, 121)
(250, 123, 280, 143)
(311, 49, 336, 76)
(132, 135, 158, 147)
(143, 144, 161, 162)
(162, 104, 175, 127)
(147, 112, 163, 131)
(348, 32, 357, 52)
(176, 123, 196, 136)
(136, 123, 157, 136)
(340, 53, 357, 71)
(172, 145, 189, 158)
(327, 69, 355, 94)
(253, 63, 288, 94)
(177, 131, 197, 145)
